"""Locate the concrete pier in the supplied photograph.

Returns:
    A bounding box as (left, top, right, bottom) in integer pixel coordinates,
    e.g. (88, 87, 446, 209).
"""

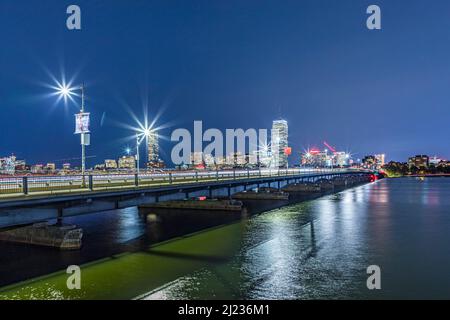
(318, 180, 335, 191)
(332, 178, 349, 188)
(139, 199, 248, 229)
(0, 222, 83, 250)
(232, 188, 289, 200)
(283, 183, 321, 193)
(139, 199, 245, 213)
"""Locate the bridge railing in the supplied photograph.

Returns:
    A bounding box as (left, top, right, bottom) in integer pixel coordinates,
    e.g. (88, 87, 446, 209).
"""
(0, 177, 23, 195)
(0, 168, 362, 198)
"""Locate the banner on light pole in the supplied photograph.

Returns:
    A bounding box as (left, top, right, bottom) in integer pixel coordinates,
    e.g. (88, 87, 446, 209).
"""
(75, 113, 90, 134)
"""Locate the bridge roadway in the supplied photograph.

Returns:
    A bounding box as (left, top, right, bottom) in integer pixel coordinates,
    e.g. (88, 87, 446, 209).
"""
(0, 168, 370, 228)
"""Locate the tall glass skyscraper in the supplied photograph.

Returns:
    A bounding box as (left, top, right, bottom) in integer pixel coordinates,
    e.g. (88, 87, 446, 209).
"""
(147, 132, 159, 164)
(271, 119, 288, 168)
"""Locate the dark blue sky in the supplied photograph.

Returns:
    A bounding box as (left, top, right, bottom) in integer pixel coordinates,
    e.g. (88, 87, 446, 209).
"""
(0, 0, 449, 166)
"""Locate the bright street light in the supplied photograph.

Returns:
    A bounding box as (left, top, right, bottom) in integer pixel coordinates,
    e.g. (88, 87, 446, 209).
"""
(57, 84, 73, 97)
(135, 125, 154, 175)
(143, 128, 151, 137)
(54, 82, 89, 182)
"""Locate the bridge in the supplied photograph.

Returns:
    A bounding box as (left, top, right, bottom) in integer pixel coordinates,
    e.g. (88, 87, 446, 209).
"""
(0, 168, 372, 228)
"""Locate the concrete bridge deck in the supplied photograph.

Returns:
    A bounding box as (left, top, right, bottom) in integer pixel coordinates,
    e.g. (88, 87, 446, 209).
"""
(0, 169, 371, 228)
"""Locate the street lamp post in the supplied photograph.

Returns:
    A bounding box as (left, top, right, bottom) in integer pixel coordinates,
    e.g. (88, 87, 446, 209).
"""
(56, 82, 90, 186)
(135, 129, 152, 176)
(80, 84, 86, 178)
(136, 133, 140, 176)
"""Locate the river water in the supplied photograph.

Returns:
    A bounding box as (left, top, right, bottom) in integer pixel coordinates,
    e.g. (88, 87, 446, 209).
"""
(1, 177, 450, 299)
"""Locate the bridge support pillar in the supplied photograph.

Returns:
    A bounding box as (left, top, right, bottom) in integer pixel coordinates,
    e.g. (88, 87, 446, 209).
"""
(56, 207, 63, 226)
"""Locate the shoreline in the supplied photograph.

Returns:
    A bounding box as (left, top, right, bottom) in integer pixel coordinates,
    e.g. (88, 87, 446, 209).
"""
(385, 174, 450, 178)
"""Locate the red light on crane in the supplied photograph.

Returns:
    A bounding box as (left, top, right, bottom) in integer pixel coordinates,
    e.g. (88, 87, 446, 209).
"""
(323, 141, 337, 153)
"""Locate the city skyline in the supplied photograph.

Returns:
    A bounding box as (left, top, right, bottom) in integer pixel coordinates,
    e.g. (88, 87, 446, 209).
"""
(1, 1, 450, 165)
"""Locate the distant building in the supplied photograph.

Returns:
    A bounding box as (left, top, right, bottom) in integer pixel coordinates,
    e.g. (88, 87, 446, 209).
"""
(301, 148, 351, 168)
(408, 155, 429, 169)
(31, 164, 44, 174)
(104, 159, 118, 170)
(203, 154, 215, 168)
(360, 154, 384, 170)
(271, 120, 288, 168)
(118, 156, 136, 169)
(257, 148, 271, 168)
(362, 155, 377, 169)
(247, 151, 258, 167)
(0, 154, 17, 175)
(215, 156, 226, 167)
(62, 163, 71, 171)
(146, 159, 165, 169)
(225, 153, 235, 166)
(14, 159, 27, 172)
(234, 152, 246, 167)
(374, 154, 386, 167)
(190, 152, 204, 167)
(301, 149, 332, 167)
(437, 161, 450, 169)
(45, 163, 56, 173)
(429, 156, 443, 166)
(94, 164, 106, 171)
(334, 152, 350, 167)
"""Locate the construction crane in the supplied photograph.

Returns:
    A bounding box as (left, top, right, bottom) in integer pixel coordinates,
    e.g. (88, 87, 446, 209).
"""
(323, 141, 336, 153)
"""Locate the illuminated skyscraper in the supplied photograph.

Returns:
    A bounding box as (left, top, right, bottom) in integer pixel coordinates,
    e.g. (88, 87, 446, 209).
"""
(374, 154, 386, 167)
(271, 119, 288, 168)
(147, 132, 159, 165)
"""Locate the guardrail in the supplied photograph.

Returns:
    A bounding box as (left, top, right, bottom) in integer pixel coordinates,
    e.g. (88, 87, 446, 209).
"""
(0, 168, 359, 197)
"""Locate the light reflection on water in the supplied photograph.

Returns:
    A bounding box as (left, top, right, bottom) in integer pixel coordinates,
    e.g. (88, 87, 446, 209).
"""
(2, 178, 450, 299)
(145, 178, 450, 299)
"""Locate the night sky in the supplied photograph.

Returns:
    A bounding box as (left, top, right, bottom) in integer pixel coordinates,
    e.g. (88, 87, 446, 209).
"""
(0, 0, 449, 167)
